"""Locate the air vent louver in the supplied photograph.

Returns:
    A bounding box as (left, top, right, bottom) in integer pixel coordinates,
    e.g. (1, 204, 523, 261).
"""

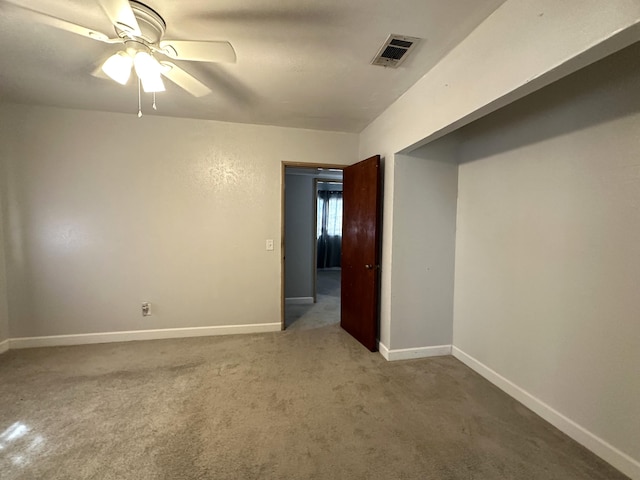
(372, 34, 421, 68)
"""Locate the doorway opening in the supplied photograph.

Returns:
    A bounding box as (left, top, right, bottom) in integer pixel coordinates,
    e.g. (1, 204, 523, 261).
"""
(282, 164, 344, 330)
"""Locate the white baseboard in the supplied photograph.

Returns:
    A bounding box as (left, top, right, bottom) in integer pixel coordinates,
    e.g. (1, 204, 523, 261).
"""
(452, 346, 640, 480)
(285, 297, 314, 305)
(378, 342, 452, 361)
(378, 341, 390, 360)
(0, 339, 9, 354)
(8, 323, 282, 350)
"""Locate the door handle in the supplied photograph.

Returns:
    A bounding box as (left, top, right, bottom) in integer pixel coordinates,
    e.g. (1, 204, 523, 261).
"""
(365, 264, 380, 270)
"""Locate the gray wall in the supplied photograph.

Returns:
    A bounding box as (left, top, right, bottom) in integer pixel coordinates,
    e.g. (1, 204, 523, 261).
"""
(454, 42, 640, 465)
(284, 173, 315, 299)
(0, 191, 9, 344)
(389, 138, 458, 350)
(357, 0, 639, 356)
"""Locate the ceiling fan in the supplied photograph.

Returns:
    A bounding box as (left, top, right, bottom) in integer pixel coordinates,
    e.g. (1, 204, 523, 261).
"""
(7, 0, 236, 108)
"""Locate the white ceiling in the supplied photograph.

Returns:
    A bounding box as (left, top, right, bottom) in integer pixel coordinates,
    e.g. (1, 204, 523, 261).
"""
(0, 0, 506, 133)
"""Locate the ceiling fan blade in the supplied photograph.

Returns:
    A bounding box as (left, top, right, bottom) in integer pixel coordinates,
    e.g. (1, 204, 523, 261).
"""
(159, 41, 236, 63)
(160, 62, 211, 97)
(4, 2, 120, 43)
(96, 0, 141, 36)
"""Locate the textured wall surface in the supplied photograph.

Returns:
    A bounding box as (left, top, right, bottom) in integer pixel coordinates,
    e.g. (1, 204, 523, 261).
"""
(0, 105, 357, 337)
(454, 43, 640, 469)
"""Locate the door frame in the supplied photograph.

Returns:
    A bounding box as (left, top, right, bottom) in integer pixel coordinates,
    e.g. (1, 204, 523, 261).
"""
(281, 162, 346, 330)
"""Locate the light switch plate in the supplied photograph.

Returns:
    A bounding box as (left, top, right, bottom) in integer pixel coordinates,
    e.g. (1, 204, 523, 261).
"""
(266, 239, 274, 251)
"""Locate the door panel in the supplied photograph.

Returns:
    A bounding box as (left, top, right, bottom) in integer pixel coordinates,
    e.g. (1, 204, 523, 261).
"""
(340, 155, 382, 351)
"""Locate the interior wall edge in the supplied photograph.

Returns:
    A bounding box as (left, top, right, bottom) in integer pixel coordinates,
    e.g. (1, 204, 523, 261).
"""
(398, 22, 640, 158)
(452, 346, 640, 480)
(0, 139, 10, 343)
(377, 341, 390, 361)
(375, 153, 396, 349)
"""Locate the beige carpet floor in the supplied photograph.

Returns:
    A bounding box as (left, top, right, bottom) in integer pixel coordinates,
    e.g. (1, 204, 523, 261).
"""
(0, 324, 628, 480)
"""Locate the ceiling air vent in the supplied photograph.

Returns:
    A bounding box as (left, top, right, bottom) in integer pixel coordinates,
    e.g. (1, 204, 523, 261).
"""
(371, 34, 421, 68)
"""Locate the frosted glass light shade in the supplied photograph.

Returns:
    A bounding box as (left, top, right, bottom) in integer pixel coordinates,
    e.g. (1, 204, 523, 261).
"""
(101, 52, 132, 85)
(134, 51, 165, 92)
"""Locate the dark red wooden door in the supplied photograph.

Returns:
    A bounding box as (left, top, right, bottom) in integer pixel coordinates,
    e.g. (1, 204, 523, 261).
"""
(341, 155, 382, 351)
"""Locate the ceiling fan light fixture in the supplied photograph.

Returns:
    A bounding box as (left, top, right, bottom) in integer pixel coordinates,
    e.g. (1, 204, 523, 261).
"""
(12, 0, 234, 117)
(140, 74, 165, 93)
(101, 51, 133, 85)
(133, 51, 165, 92)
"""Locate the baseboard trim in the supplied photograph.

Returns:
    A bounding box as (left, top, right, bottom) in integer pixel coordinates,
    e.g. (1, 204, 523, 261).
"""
(8, 323, 282, 350)
(285, 297, 314, 305)
(451, 346, 640, 480)
(378, 343, 452, 362)
(0, 339, 9, 354)
(378, 341, 390, 360)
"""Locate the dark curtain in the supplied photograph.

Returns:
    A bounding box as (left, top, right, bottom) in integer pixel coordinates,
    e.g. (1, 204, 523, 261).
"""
(317, 190, 342, 268)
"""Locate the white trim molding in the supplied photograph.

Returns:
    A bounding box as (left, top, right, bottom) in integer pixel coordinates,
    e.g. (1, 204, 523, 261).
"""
(8, 323, 282, 350)
(285, 297, 314, 305)
(0, 339, 9, 354)
(378, 342, 452, 362)
(452, 346, 640, 480)
(378, 341, 390, 360)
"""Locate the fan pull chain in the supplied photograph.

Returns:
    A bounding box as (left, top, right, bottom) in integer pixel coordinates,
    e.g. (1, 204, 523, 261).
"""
(137, 78, 142, 118)
(152, 92, 157, 111)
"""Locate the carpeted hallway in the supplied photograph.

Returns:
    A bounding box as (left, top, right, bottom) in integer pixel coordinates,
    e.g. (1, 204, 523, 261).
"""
(285, 269, 341, 330)
(0, 323, 628, 479)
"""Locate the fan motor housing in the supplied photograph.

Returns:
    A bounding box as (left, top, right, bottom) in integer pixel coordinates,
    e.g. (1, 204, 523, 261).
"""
(115, 1, 166, 44)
